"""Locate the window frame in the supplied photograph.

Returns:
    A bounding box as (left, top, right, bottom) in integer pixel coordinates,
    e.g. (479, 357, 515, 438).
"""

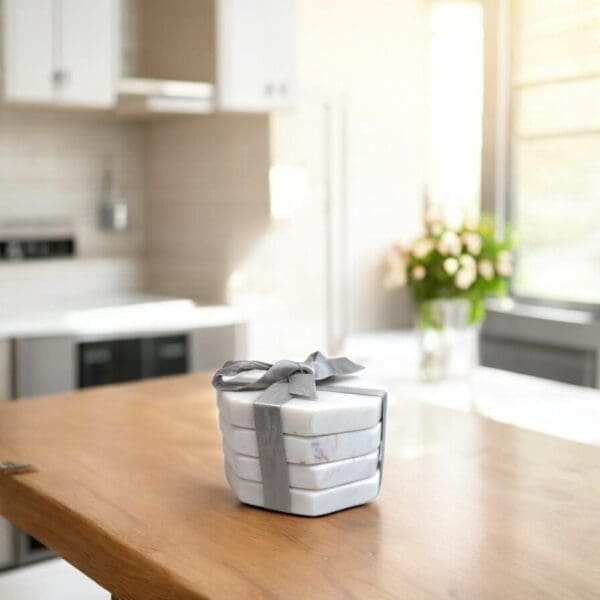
(482, 0, 600, 316)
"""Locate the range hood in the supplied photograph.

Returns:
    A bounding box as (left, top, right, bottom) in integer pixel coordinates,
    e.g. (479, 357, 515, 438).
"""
(116, 78, 214, 115)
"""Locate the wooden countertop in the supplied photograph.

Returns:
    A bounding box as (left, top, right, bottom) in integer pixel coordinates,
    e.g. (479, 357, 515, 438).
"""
(0, 373, 599, 599)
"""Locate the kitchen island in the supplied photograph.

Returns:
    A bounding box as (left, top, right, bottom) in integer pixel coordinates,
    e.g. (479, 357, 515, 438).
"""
(0, 373, 599, 599)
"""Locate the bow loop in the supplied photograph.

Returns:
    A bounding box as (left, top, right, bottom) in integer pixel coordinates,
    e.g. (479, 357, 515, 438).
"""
(212, 351, 364, 398)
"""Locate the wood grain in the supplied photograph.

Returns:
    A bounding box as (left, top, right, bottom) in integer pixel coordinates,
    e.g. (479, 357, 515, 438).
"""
(0, 373, 599, 599)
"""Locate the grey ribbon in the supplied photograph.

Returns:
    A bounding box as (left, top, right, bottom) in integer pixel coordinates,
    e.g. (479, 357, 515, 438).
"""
(213, 351, 387, 513)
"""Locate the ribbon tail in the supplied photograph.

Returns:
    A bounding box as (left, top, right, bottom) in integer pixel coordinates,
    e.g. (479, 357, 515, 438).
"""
(253, 382, 292, 512)
(307, 355, 365, 381)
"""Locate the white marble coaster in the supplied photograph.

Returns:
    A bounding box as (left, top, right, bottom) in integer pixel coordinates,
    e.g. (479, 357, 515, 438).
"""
(223, 442, 379, 490)
(225, 462, 381, 516)
(219, 415, 381, 464)
(216, 375, 384, 436)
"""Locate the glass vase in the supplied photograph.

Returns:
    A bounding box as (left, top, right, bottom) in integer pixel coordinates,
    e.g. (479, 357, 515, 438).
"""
(416, 298, 479, 381)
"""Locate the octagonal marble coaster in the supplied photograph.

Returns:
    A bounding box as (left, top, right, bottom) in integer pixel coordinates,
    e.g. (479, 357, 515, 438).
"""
(219, 415, 381, 464)
(225, 461, 381, 516)
(216, 374, 384, 436)
(223, 442, 379, 490)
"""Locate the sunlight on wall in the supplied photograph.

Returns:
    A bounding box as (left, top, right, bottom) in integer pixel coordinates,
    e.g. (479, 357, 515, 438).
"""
(226, 0, 427, 360)
(269, 165, 309, 222)
(426, 1, 483, 214)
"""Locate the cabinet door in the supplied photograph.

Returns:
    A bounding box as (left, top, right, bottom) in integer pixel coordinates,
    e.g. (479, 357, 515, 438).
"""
(78, 339, 142, 388)
(13, 337, 76, 398)
(56, 0, 117, 107)
(0, 340, 11, 401)
(216, 0, 295, 112)
(141, 335, 188, 378)
(3, 0, 54, 103)
(0, 517, 14, 569)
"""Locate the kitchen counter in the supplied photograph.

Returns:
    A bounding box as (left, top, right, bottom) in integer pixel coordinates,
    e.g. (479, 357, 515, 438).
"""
(346, 329, 600, 445)
(0, 293, 246, 340)
(0, 373, 599, 599)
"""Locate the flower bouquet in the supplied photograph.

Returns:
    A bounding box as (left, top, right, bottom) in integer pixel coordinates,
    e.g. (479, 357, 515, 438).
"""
(385, 209, 514, 379)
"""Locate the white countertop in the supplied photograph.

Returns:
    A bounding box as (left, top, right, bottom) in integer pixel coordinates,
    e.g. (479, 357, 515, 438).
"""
(345, 330, 600, 447)
(0, 293, 246, 340)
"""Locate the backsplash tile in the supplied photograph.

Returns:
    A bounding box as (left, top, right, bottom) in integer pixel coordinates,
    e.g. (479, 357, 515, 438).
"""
(0, 108, 145, 302)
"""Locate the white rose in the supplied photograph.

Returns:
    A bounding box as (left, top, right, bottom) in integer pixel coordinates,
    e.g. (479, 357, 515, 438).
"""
(496, 250, 512, 277)
(455, 268, 476, 290)
(459, 254, 476, 270)
(478, 259, 495, 281)
(412, 237, 434, 259)
(411, 265, 427, 281)
(496, 260, 512, 277)
(437, 231, 461, 256)
(462, 232, 482, 255)
(497, 262, 512, 277)
(443, 257, 459, 275)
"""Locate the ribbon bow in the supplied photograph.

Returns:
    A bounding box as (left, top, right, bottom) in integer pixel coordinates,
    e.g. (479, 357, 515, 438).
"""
(213, 351, 384, 514)
(212, 350, 364, 399)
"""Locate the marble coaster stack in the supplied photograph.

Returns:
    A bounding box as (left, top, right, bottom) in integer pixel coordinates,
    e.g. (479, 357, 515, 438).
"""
(216, 374, 386, 517)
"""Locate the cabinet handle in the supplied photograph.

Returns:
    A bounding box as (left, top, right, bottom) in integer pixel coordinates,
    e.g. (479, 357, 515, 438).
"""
(279, 83, 288, 96)
(264, 83, 274, 96)
(52, 69, 70, 88)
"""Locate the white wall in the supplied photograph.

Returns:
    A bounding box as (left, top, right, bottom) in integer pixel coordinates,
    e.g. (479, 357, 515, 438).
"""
(143, 0, 427, 360)
(297, 0, 426, 334)
(228, 100, 331, 359)
(231, 0, 427, 359)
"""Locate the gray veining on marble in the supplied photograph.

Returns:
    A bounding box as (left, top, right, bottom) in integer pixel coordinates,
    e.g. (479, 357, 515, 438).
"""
(219, 415, 381, 464)
(217, 375, 384, 436)
(223, 442, 379, 489)
(224, 463, 381, 516)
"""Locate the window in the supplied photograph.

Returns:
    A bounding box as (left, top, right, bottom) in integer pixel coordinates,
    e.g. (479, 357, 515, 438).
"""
(426, 0, 483, 217)
(510, 0, 600, 305)
(426, 1, 600, 306)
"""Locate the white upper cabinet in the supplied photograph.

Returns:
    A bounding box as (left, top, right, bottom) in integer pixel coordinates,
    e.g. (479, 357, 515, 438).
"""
(3, 0, 55, 103)
(2, 0, 118, 107)
(216, 0, 295, 112)
(3, 0, 295, 114)
(57, 0, 117, 107)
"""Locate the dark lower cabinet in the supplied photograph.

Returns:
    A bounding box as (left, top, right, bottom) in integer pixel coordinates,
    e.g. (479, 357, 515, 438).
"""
(141, 335, 188, 378)
(78, 339, 141, 388)
(79, 334, 188, 388)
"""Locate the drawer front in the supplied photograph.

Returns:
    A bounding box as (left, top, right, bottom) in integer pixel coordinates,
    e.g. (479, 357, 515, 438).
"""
(79, 339, 142, 388)
(141, 335, 188, 378)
